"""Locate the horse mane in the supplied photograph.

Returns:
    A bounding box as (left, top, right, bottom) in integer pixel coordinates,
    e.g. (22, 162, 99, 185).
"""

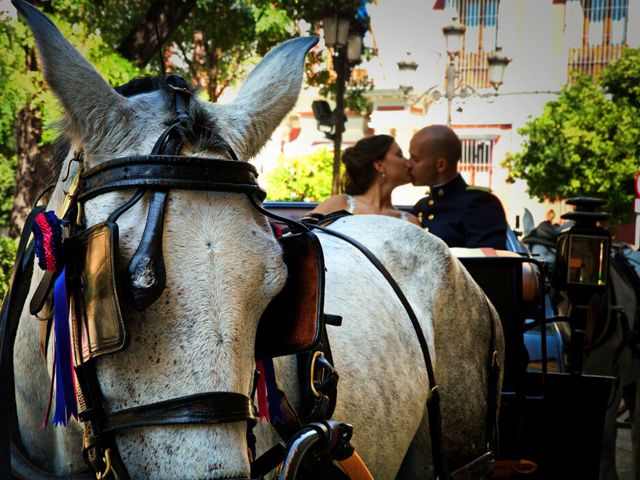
(522, 220, 561, 247)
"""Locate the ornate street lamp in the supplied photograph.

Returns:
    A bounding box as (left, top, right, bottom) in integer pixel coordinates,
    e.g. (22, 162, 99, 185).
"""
(322, 16, 350, 49)
(321, 15, 350, 195)
(397, 52, 418, 95)
(442, 17, 466, 58)
(487, 47, 511, 91)
(347, 29, 364, 65)
(398, 17, 511, 126)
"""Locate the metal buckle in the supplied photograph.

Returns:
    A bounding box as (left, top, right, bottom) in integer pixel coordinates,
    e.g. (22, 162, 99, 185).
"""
(309, 351, 324, 398)
(95, 448, 112, 479)
(60, 172, 81, 219)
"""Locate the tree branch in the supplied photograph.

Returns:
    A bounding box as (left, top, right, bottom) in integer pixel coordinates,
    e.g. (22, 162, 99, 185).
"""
(117, 0, 197, 67)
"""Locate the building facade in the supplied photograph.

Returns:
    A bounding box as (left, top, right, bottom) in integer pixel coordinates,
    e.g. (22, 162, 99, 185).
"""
(253, 0, 639, 243)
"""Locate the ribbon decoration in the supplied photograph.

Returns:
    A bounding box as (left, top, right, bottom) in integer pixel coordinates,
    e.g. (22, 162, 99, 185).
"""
(51, 266, 77, 426)
(255, 360, 270, 422)
(255, 358, 282, 424)
(32, 211, 77, 427)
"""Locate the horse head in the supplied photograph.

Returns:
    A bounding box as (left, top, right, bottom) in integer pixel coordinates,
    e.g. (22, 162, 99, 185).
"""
(522, 219, 566, 277)
(13, 1, 316, 477)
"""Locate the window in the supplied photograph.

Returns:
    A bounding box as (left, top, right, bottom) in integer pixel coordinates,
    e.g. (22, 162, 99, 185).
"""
(459, 137, 495, 187)
(567, 0, 629, 82)
(445, 0, 500, 88)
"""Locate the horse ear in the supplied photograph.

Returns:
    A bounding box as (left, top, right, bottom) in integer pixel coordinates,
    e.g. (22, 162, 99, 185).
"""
(12, 0, 123, 138)
(523, 208, 535, 237)
(208, 36, 318, 160)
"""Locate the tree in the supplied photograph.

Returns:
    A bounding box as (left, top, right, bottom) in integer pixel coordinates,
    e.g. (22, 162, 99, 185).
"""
(266, 148, 338, 202)
(503, 47, 640, 227)
(169, 1, 296, 102)
(0, 11, 140, 236)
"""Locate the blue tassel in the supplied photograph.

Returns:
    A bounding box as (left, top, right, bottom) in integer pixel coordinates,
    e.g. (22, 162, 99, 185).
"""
(262, 357, 282, 423)
(52, 267, 77, 426)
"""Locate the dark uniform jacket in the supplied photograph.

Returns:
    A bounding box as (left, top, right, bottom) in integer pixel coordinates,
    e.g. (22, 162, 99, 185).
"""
(411, 174, 507, 250)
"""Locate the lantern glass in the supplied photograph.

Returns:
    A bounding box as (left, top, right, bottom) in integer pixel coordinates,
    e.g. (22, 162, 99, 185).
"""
(566, 234, 610, 287)
(347, 32, 363, 64)
(323, 16, 350, 48)
(397, 52, 418, 93)
(487, 47, 511, 90)
(442, 17, 465, 56)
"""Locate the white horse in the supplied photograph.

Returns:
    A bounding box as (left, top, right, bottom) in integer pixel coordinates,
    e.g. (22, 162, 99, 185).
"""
(523, 218, 640, 480)
(8, 1, 504, 478)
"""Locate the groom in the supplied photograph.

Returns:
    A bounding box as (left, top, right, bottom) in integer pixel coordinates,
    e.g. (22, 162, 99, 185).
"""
(407, 125, 508, 250)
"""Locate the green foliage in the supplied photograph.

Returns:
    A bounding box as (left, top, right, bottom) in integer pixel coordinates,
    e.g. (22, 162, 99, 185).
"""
(0, 156, 17, 227)
(0, 10, 140, 224)
(600, 47, 640, 108)
(0, 12, 141, 147)
(0, 236, 18, 301)
(278, 0, 365, 21)
(266, 148, 340, 201)
(503, 49, 640, 227)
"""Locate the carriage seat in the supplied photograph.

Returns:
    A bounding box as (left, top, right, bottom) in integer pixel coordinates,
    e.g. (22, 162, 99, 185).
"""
(452, 248, 544, 393)
(451, 248, 540, 303)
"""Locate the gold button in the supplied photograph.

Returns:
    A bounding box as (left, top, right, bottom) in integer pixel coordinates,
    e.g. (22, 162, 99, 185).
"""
(428, 199, 434, 206)
(428, 214, 434, 221)
(418, 212, 423, 222)
(424, 227, 429, 232)
(438, 189, 444, 197)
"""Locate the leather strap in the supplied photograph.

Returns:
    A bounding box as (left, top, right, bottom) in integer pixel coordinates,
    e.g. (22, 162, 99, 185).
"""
(79, 156, 265, 202)
(95, 392, 257, 433)
(0, 206, 45, 479)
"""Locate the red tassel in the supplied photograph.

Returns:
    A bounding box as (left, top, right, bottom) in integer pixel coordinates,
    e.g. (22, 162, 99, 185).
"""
(255, 360, 270, 422)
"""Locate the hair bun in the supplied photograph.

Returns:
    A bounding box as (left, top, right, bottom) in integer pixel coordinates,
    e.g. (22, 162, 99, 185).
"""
(341, 146, 355, 165)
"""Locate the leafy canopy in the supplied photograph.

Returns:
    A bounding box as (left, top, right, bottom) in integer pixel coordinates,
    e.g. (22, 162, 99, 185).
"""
(266, 148, 340, 202)
(503, 47, 640, 226)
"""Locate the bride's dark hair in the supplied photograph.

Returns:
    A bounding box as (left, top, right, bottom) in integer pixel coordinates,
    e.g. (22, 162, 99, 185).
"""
(342, 134, 394, 195)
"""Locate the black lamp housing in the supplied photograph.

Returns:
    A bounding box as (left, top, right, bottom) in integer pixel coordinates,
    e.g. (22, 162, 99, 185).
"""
(312, 100, 345, 140)
(554, 197, 611, 293)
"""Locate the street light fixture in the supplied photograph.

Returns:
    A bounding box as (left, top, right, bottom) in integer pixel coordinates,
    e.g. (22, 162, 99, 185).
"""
(322, 16, 350, 49)
(397, 52, 418, 95)
(320, 14, 366, 195)
(347, 29, 364, 65)
(487, 47, 511, 91)
(442, 16, 466, 57)
(397, 17, 511, 125)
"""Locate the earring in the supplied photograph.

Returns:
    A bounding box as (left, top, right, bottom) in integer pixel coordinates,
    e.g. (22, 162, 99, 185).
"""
(381, 172, 387, 178)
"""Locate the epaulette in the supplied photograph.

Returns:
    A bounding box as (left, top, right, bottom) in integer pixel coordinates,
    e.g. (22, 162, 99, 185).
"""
(466, 185, 492, 193)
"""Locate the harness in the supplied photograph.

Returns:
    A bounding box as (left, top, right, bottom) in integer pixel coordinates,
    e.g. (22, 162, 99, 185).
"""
(0, 76, 500, 480)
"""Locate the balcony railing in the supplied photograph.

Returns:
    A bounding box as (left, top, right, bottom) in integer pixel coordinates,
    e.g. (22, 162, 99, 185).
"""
(567, 44, 627, 82)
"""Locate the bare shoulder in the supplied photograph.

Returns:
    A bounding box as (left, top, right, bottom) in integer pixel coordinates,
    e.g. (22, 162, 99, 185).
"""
(310, 194, 349, 215)
(405, 212, 420, 226)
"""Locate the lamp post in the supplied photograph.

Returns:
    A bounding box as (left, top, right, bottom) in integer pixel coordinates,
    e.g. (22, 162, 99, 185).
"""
(321, 14, 365, 195)
(323, 16, 349, 196)
(397, 17, 511, 126)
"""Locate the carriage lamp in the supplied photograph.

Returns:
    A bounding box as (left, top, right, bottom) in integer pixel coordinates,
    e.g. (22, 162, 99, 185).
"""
(554, 197, 611, 293)
(554, 197, 611, 375)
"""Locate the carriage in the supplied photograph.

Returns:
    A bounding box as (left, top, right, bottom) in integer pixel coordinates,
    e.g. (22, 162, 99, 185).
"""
(1, 1, 638, 478)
